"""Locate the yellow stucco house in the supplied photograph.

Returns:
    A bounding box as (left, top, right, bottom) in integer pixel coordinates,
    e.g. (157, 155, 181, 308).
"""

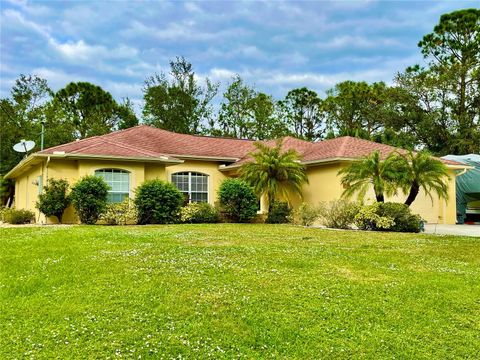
(5, 125, 468, 224)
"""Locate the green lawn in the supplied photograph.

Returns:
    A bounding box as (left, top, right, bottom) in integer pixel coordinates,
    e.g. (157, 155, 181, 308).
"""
(1, 224, 479, 359)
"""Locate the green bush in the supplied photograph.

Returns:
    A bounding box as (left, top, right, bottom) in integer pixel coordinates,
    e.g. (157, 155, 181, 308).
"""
(218, 179, 258, 223)
(100, 199, 138, 225)
(36, 179, 71, 223)
(180, 202, 220, 223)
(355, 202, 422, 233)
(2, 208, 35, 224)
(318, 199, 361, 229)
(266, 201, 292, 224)
(71, 176, 109, 224)
(290, 202, 319, 226)
(135, 180, 184, 224)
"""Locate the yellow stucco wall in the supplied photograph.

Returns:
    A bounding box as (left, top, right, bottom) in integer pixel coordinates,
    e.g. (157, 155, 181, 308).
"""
(303, 163, 457, 224)
(12, 157, 458, 225)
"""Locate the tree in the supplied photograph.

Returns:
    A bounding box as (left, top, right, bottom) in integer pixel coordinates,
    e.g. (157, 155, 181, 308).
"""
(209, 75, 286, 140)
(54, 82, 120, 139)
(213, 75, 256, 138)
(395, 151, 449, 206)
(239, 140, 308, 210)
(323, 81, 392, 140)
(36, 179, 71, 223)
(417, 9, 480, 154)
(117, 98, 139, 130)
(279, 87, 325, 141)
(143, 56, 218, 134)
(0, 75, 53, 204)
(338, 151, 402, 203)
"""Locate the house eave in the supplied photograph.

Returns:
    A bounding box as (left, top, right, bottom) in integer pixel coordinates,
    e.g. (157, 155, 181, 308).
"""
(4, 153, 184, 179)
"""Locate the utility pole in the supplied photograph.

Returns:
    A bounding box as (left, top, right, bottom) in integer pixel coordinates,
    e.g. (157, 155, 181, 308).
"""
(40, 120, 46, 150)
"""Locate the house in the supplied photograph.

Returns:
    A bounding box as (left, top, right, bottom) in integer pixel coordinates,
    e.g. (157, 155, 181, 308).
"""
(5, 125, 468, 224)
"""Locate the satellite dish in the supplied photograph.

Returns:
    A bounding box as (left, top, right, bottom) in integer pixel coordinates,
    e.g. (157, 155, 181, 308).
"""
(13, 139, 35, 154)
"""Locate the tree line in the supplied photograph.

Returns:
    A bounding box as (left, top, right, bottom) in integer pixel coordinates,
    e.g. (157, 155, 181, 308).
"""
(1, 8, 478, 203)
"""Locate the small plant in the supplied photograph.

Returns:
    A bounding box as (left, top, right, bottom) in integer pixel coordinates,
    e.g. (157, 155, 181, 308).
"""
(218, 179, 258, 223)
(100, 199, 138, 225)
(354, 202, 422, 233)
(134, 179, 184, 224)
(180, 202, 220, 223)
(317, 199, 361, 229)
(36, 179, 71, 223)
(290, 202, 319, 226)
(266, 201, 292, 224)
(2, 208, 35, 224)
(71, 175, 109, 224)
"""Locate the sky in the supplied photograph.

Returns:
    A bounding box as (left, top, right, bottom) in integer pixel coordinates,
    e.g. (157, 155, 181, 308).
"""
(0, 0, 477, 112)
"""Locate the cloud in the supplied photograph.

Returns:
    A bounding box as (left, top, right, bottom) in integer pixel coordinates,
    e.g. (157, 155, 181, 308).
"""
(317, 35, 401, 49)
(49, 39, 138, 63)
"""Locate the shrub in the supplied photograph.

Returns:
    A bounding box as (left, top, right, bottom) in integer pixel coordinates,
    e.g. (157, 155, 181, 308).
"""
(354, 202, 422, 233)
(218, 179, 258, 223)
(2, 208, 35, 224)
(317, 199, 361, 229)
(266, 201, 292, 224)
(290, 202, 319, 226)
(71, 175, 109, 224)
(135, 180, 184, 224)
(100, 199, 138, 225)
(36, 179, 71, 223)
(180, 202, 220, 223)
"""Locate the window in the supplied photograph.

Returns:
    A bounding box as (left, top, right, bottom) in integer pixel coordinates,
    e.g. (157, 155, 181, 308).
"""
(95, 169, 130, 203)
(172, 172, 208, 203)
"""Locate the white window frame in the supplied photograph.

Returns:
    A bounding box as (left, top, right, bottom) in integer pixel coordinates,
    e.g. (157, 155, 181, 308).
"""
(171, 171, 209, 203)
(94, 168, 130, 203)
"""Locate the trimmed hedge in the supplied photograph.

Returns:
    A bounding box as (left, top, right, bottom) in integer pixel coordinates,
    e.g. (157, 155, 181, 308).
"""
(135, 180, 184, 224)
(266, 201, 292, 224)
(180, 202, 220, 223)
(218, 179, 258, 223)
(71, 176, 109, 224)
(355, 202, 422, 233)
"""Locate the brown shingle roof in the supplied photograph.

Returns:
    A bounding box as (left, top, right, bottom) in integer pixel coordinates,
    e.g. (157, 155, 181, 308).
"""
(38, 125, 460, 166)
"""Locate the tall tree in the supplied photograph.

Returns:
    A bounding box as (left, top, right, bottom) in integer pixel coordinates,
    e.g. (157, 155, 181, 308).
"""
(323, 81, 392, 140)
(395, 151, 449, 206)
(279, 87, 325, 141)
(209, 75, 287, 140)
(417, 8, 480, 154)
(338, 151, 402, 203)
(239, 140, 308, 210)
(54, 82, 120, 139)
(213, 75, 256, 138)
(0, 75, 52, 202)
(116, 98, 139, 130)
(143, 56, 218, 134)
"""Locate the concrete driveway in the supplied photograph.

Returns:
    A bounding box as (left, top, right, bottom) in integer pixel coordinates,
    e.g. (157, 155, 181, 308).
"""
(424, 224, 480, 237)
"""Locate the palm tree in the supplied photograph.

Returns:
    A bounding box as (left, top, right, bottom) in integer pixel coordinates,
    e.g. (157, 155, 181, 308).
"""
(239, 140, 308, 210)
(339, 151, 401, 202)
(396, 151, 449, 206)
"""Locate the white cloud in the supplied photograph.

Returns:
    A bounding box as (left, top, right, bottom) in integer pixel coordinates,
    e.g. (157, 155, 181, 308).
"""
(49, 39, 138, 63)
(317, 35, 401, 49)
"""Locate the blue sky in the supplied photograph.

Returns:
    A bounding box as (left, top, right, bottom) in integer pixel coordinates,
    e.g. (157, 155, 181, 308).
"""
(0, 0, 477, 111)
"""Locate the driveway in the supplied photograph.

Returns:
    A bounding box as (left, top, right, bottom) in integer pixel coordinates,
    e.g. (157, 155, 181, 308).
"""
(424, 224, 480, 237)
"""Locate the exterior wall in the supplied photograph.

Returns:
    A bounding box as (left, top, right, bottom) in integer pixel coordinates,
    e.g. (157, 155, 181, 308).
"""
(166, 160, 229, 206)
(303, 163, 457, 225)
(11, 157, 458, 225)
(14, 163, 43, 222)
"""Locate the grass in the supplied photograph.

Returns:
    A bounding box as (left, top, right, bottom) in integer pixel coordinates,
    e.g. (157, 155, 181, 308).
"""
(1, 224, 479, 359)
